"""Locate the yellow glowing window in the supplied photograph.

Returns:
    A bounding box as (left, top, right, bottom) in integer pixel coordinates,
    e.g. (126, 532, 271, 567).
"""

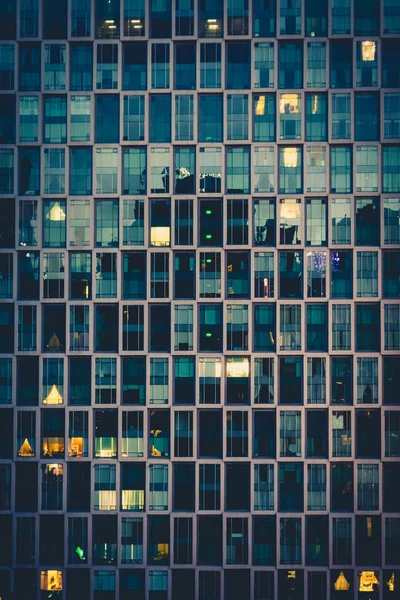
(97, 490, 117, 510)
(279, 94, 300, 114)
(150, 227, 170, 247)
(68, 437, 84, 457)
(154, 543, 169, 560)
(334, 571, 350, 591)
(42, 439, 64, 456)
(45, 463, 63, 475)
(43, 384, 63, 405)
(226, 358, 250, 378)
(282, 148, 299, 168)
(359, 571, 379, 592)
(255, 96, 265, 116)
(46, 202, 66, 221)
(18, 438, 35, 457)
(122, 489, 145, 510)
(40, 570, 63, 591)
(362, 41, 376, 62)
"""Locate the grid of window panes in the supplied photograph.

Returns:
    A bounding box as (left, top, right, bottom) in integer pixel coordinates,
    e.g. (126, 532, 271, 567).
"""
(0, 1, 400, 599)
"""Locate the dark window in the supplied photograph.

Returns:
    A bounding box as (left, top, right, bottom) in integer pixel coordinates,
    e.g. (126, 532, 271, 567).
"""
(95, 95, 119, 143)
(198, 410, 222, 458)
(225, 463, 250, 511)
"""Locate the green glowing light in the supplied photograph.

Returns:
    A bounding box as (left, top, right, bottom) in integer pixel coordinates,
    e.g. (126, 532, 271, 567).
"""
(205, 234, 212, 239)
(75, 546, 85, 560)
(205, 333, 212, 338)
(205, 210, 212, 215)
(206, 259, 212, 263)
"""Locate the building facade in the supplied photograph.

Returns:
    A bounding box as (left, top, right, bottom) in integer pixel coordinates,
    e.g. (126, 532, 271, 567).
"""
(0, 0, 400, 598)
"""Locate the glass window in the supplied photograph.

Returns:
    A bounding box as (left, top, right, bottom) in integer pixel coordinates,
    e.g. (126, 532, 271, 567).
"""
(123, 148, 146, 195)
(122, 305, 144, 351)
(330, 41, 352, 89)
(43, 96, 66, 143)
(199, 304, 222, 352)
(331, 357, 353, 405)
(253, 0, 275, 36)
(384, 0, 400, 33)
(149, 464, 168, 509)
(279, 43, 303, 89)
(95, 148, 118, 194)
(254, 358, 274, 405)
(306, 199, 327, 245)
(306, 93, 327, 141)
(384, 93, 400, 139)
(332, 304, 351, 351)
(227, 199, 248, 245)
(174, 147, 195, 194)
(279, 93, 301, 141)
(356, 198, 379, 245)
(306, 148, 326, 193)
(331, 198, 351, 245)
(307, 357, 326, 404)
(70, 148, 92, 197)
(43, 148, 65, 195)
(356, 303, 380, 352)
(199, 358, 221, 405)
(174, 305, 193, 351)
(121, 517, 144, 564)
(0, 148, 14, 195)
(70, 45, 92, 91)
(96, 44, 118, 90)
(95, 253, 118, 298)
(280, 250, 303, 298)
(307, 251, 327, 298)
(355, 94, 379, 141)
(280, 410, 301, 457)
(280, 518, 302, 564)
(123, 43, 147, 91)
(306, 0, 327, 36)
(280, 0, 301, 34)
(149, 94, 171, 143)
(330, 146, 352, 194)
(68, 200, 90, 248)
(226, 42, 250, 90)
(200, 43, 221, 88)
(254, 43, 274, 89)
(357, 251, 378, 297)
(279, 356, 303, 405)
(307, 304, 328, 351)
(70, 95, 91, 142)
(383, 251, 400, 298)
(355, 0, 379, 35)
(227, 94, 248, 141)
(384, 304, 400, 351)
(357, 357, 378, 404)
(122, 411, 144, 458)
(357, 464, 379, 511)
(150, 0, 171, 38)
(199, 252, 221, 298)
(70, 252, 91, 299)
(42, 252, 65, 299)
(253, 200, 275, 246)
(42, 358, 64, 404)
(332, 411, 352, 457)
(227, 305, 248, 351)
(383, 40, 400, 88)
(44, 44, 66, 90)
(356, 41, 378, 88)
(254, 304, 276, 351)
(122, 357, 145, 405)
(331, 93, 351, 140)
(96, 200, 119, 247)
(95, 95, 119, 143)
(175, 43, 195, 90)
(0, 358, 12, 404)
(70, 305, 90, 351)
(175, 94, 194, 141)
(227, 0, 248, 34)
(253, 94, 276, 142)
(174, 200, 193, 247)
(199, 148, 222, 194)
(175, 0, 194, 35)
(198, 94, 223, 142)
(383, 147, 400, 193)
(331, 0, 351, 33)
(175, 251, 195, 298)
(280, 305, 301, 351)
(151, 43, 170, 89)
(384, 199, 400, 245)
(279, 147, 302, 194)
(19, 96, 38, 142)
(307, 464, 326, 511)
(331, 250, 353, 298)
(226, 251, 250, 298)
(43, 200, 66, 248)
(124, 0, 145, 36)
(94, 464, 116, 510)
(95, 359, 117, 404)
(306, 42, 326, 88)
(71, 0, 91, 36)
(123, 200, 145, 246)
(150, 147, 170, 194)
(19, 44, 40, 91)
(174, 357, 195, 405)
